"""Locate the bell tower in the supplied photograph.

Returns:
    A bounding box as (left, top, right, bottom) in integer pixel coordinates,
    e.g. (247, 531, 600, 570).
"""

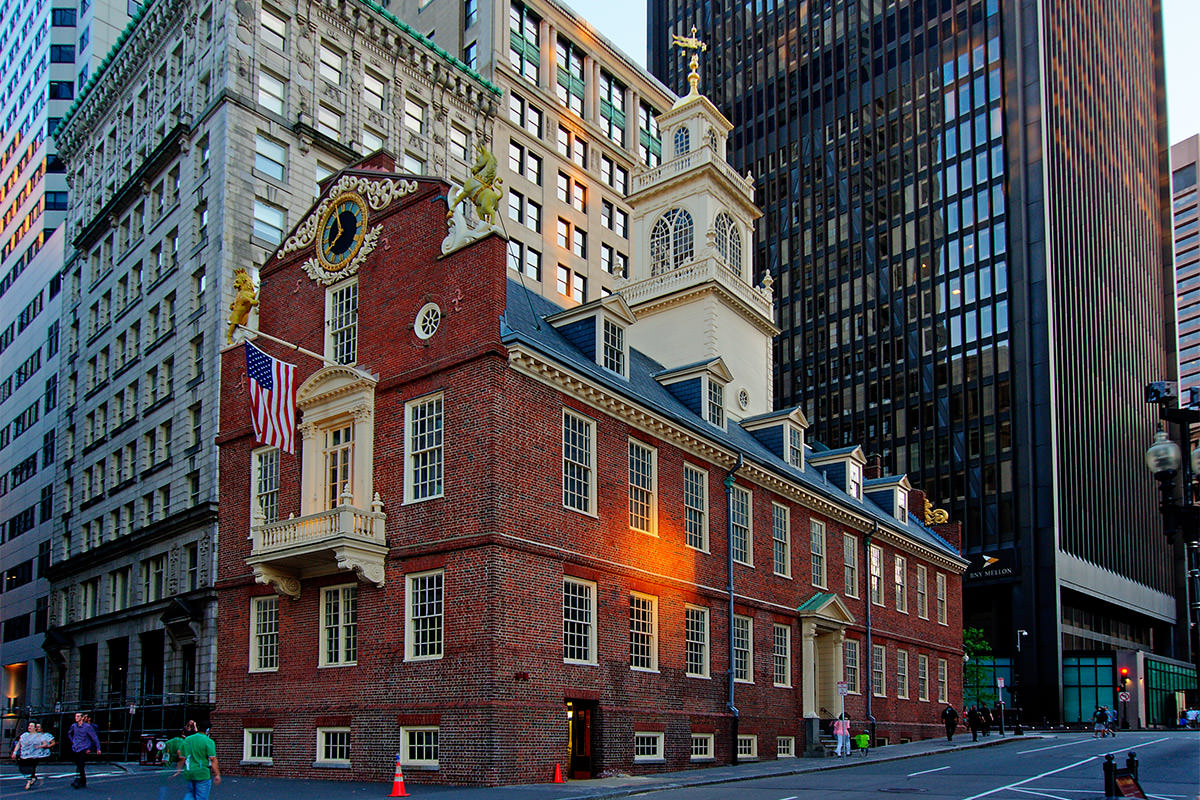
(621, 30, 778, 419)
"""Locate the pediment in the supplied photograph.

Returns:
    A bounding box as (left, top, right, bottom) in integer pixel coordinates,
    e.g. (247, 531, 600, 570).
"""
(296, 365, 378, 411)
(797, 592, 856, 626)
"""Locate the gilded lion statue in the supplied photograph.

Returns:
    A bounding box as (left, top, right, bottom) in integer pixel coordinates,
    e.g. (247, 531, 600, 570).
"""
(447, 145, 504, 225)
(226, 268, 259, 343)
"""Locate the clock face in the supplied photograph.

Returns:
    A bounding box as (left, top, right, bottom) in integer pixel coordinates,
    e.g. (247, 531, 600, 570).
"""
(318, 193, 368, 271)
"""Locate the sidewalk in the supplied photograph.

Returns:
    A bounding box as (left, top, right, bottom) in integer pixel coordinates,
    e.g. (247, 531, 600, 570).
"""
(11, 731, 1035, 799)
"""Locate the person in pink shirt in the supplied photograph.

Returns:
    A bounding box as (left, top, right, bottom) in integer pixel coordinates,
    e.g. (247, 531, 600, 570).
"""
(833, 714, 851, 756)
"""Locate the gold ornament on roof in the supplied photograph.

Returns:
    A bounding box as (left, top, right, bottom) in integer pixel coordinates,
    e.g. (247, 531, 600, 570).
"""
(924, 498, 950, 525)
(227, 268, 259, 344)
(447, 145, 504, 226)
(672, 26, 707, 96)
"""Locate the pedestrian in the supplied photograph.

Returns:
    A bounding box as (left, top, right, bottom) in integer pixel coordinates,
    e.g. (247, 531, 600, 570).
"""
(32, 722, 55, 789)
(993, 701, 1005, 735)
(967, 705, 983, 742)
(1105, 707, 1117, 737)
(158, 727, 187, 800)
(175, 719, 220, 800)
(1092, 705, 1108, 738)
(941, 704, 960, 741)
(12, 721, 44, 791)
(833, 713, 851, 757)
(980, 704, 993, 736)
(68, 711, 101, 788)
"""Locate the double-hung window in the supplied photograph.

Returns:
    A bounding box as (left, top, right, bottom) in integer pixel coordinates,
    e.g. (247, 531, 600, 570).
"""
(773, 624, 791, 687)
(937, 658, 948, 702)
(730, 485, 752, 565)
(638, 102, 661, 167)
(684, 605, 708, 677)
(896, 650, 909, 699)
(405, 393, 444, 502)
(629, 592, 658, 671)
(628, 440, 657, 534)
(772, 503, 790, 577)
(810, 519, 827, 586)
(936, 573, 947, 624)
(869, 544, 884, 605)
(844, 639, 860, 693)
(252, 447, 279, 523)
(601, 319, 625, 376)
(562, 411, 595, 513)
(326, 279, 358, 365)
(733, 614, 753, 683)
(916, 564, 929, 618)
(872, 644, 886, 697)
(895, 556, 908, 613)
(320, 585, 357, 666)
(598, 71, 626, 146)
(917, 654, 930, 700)
(323, 425, 353, 509)
(556, 37, 585, 115)
(683, 464, 708, 551)
(405, 570, 444, 660)
(319, 43, 344, 84)
(250, 595, 279, 671)
(563, 578, 596, 663)
(843, 534, 859, 597)
(508, 1, 540, 83)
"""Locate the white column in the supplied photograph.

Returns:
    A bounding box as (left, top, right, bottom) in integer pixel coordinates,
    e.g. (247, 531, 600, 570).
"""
(802, 620, 818, 718)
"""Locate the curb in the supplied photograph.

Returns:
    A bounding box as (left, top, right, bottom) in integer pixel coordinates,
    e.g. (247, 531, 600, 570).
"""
(545, 735, 1038, 800)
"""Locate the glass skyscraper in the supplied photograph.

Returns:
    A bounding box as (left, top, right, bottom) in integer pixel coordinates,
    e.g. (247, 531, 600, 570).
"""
(649, 0, 1182, 718)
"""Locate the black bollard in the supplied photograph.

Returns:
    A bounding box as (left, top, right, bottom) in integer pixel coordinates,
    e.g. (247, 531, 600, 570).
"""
(1103, 753, 1116, 798)
(1125, 751, 1138, 781)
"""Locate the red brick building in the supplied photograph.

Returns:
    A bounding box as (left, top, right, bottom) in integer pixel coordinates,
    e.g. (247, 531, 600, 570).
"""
(214, 98, 966, 787)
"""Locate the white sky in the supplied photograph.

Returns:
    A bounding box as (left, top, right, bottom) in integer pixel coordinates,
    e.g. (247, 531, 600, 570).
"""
(567, 0, 1200, 146)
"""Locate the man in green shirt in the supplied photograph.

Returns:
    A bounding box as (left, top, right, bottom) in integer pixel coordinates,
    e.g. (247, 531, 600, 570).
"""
(158, 728, 187, 800)
(175, 720, 220, 800)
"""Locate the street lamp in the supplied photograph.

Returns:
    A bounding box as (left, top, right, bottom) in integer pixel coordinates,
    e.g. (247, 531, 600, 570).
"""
(1144, 416, 1200, 695)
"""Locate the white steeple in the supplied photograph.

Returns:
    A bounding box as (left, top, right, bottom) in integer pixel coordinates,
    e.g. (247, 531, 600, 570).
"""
(619, 32, 778, 419)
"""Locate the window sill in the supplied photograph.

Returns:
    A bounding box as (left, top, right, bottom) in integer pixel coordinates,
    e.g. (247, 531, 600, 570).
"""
(630, 666, 660, 674)
(685, 673, 710, 680)
(690, 756, 716, 763)
(312, 762, 350, 769)
(317, 663, 358, 669)
(240, 760, 273, 767)
(633, 758, 666, 764)
(401, 763, 439, 772)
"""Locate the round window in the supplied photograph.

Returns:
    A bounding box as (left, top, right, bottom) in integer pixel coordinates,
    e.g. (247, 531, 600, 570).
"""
(415, 302, 443, 341)
(737, 388, 750, 410)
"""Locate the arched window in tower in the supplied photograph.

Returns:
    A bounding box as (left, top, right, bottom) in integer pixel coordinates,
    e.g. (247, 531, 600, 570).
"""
(707, 128, 718, 153)
(650, 208, 695, 275)
(674, 126, 690, 157)
(714, 213, 742, 277)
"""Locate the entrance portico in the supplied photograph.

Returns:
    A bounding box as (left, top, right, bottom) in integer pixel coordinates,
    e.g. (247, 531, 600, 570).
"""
(797, 592, 856, 754)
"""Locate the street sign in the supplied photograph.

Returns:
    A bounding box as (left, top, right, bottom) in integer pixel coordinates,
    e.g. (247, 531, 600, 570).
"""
(997, 677, 1005, 689)
(837, 681, 848, 696)
(1119, 691, 1131, 702)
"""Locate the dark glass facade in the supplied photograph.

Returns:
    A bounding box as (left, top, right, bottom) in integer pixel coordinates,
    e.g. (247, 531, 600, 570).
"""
(649, 0, 1178, 717)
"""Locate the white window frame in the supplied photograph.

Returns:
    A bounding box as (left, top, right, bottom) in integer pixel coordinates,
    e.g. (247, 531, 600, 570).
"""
(895, 555, 909, 613)
(251, 446, 280, 525)
(706, 377, 724, 428)
(563, 577, 597, 665)
(600, 318, 626, 376)
(916, 564, 929, 619)
(399, 726, 439, 767)
(844, 639, 860, 694)
(737, 734, 758, 759)
(896, 650, 909, 699)
(683, 463, 708, 552)
(629, 591, 659, 672)
(848, 461, 863, 499)
(869, 544, 885, 606)
(684, 604, 709, 678)
(633, 732, 664, 763)
(872, 644, 886, 697)
(628, 439, 658, 535)
(917, 654, 930, 701)
(936, 572, 948, 625)
(315, 727, 351, 765)
(319, 584, 357, 667)
(405, 569, 444, 661)
(937, 658, 949, 702)
(771, 503, 791, 578)
(562, 410, 596, 515)
(843, 533, 859, 598)
(690, 733, 715, 761)
(730, 485, 752, 566)
(776, 736, 795, 758)
(325, 278, 359, 365)
(733, 614, 753, 683)
(786, 424, 805, 468)
(404, 392, 444, 503)
(249, 595, 279, 672)
(810, 519, 827, 587)
(243, 728, 274, 764)
(772, 623, 792, 687)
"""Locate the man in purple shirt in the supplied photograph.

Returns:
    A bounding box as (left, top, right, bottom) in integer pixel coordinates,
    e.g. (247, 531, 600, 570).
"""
(68, 712, 101, 789)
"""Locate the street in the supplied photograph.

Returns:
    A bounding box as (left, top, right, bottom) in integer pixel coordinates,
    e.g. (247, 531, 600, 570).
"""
(3, 732, 1196, 800)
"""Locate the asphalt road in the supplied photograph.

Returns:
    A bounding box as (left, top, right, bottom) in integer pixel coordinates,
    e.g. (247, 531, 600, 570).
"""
(2, 732, 1196, 799)
(632, 732, 1199, 800)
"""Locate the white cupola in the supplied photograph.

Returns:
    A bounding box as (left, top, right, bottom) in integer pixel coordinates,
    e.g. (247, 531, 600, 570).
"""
(619, 35, 777, 419)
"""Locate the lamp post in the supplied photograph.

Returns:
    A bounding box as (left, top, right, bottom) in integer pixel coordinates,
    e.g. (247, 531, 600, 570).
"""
(1144, 411, 1200, 689)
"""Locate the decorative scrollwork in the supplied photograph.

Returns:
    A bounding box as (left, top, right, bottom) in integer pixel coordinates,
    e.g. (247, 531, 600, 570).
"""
(279, 177, 418, 262)
(299, 224, 381, 286)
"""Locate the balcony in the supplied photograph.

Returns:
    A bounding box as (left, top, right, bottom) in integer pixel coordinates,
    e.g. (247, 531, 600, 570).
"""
(632, 144, 754, 196)
(247, 492, 387, 598)
(619, 256, 775, 323)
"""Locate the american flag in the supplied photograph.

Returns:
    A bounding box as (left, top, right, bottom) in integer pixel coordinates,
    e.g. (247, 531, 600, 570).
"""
(244, 342, 297, 453)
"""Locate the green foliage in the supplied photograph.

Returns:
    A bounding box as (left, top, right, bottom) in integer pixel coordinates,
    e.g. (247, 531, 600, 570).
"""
(963, 627, 998, 706)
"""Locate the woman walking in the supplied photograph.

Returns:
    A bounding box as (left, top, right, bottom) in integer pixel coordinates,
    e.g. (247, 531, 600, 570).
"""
(11, 721, 44, 790)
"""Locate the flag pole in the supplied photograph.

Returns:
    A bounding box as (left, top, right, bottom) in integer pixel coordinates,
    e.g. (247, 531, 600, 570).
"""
(237, 325, 337, 366)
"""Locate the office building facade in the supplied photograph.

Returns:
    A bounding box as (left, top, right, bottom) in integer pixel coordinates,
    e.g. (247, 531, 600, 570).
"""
(1174, 135, 1200, 397)
(648, 0, 1182, 719)
(41, 0, 495, 754)
(392, 0, 676, 305)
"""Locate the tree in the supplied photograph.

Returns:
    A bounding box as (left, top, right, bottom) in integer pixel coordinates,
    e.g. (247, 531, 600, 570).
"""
(963, 627, 997, 707)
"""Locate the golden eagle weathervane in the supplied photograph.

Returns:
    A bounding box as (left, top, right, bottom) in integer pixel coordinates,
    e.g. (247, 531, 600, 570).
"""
(672, 26, 707, 96)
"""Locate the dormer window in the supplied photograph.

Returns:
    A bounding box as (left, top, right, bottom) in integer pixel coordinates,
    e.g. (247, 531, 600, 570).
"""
(848, 462, 862, 500)
(707, 380, 724, 428)
(602, 318, 625, 376)
(897, 488, 908, 521)
(674, 126, 690, 156)
(786, 424, 804, 469)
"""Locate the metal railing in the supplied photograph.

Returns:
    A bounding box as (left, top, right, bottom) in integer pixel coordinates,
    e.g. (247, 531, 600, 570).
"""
(252, 494, 386, 555)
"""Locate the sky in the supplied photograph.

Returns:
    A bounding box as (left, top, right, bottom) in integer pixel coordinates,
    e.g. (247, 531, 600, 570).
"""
(568, 0, 1200, 147)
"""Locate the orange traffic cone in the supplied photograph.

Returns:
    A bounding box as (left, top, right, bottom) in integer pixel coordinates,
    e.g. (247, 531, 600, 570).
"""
(553, 763, 565, 783)
(388, 754, 409, 797)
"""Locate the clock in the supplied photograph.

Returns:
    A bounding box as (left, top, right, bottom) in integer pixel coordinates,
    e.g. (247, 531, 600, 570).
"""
(317, 193, 368, 272)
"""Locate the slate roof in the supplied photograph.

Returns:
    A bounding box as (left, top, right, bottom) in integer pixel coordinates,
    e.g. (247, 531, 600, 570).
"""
(500, 279, 963, 563)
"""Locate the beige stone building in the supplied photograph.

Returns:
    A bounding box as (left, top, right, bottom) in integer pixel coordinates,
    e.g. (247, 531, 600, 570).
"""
(42, 0, 495, 747)
(395, 0, 676, 304)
